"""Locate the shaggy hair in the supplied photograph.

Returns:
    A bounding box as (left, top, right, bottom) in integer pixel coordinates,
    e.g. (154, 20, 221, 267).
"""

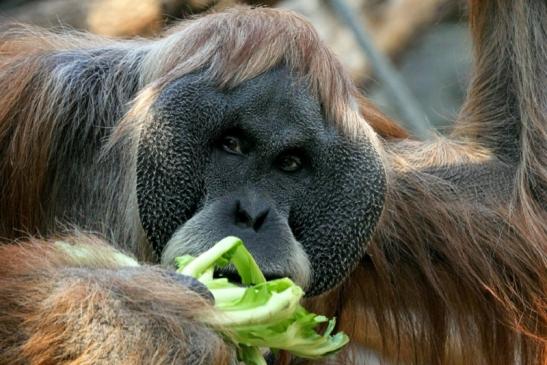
(0, 2, 545, 364)
(311, 1, 546, 364)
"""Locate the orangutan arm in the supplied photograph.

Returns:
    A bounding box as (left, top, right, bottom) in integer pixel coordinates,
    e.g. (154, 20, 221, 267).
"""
(0, 236, 236, 365)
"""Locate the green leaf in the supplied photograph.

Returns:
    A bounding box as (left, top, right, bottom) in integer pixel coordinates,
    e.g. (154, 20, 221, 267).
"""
(177, 236, 265, 285)
(238, 345, 267, 365)
(174, 236, 349, 364)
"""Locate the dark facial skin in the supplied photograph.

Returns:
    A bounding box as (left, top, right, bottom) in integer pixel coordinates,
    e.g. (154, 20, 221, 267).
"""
(137, 68, 386, 296)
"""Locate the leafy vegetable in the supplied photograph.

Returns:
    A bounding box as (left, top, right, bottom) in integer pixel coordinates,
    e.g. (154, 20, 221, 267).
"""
(176, 236, 349, 365)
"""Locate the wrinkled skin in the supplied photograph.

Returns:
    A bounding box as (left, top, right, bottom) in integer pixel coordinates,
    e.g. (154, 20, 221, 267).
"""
(138, 68, 386, 295)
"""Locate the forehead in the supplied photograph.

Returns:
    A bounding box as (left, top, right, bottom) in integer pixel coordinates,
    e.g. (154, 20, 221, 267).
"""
(223, 68, 332, 145)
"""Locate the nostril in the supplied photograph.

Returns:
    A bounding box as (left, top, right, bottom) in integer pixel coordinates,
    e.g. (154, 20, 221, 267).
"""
(252, 209, 269, 231)
(234, 200, 269, 231)
(235, 202, 253, 228)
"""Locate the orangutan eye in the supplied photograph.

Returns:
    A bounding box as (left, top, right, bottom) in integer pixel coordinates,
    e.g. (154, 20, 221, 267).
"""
(220, 135, 243, 155)
(277, 153, 303, 173)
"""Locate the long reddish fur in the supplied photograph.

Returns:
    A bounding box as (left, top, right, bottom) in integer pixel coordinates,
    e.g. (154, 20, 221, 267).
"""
(0, 1, 544, 365)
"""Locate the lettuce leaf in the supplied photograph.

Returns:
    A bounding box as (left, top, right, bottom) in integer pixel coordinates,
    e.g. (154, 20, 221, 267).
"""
(175, 236, 349, 364)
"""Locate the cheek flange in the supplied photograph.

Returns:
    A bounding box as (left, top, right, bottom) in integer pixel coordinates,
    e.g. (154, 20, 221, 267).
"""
(137, 121, 206, 257)
(292, 140, 386, 296)
(136, 76, 227, 257)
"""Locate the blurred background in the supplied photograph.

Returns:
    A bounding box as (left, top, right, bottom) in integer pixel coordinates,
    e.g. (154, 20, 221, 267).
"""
(0, 0, 472, 138)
